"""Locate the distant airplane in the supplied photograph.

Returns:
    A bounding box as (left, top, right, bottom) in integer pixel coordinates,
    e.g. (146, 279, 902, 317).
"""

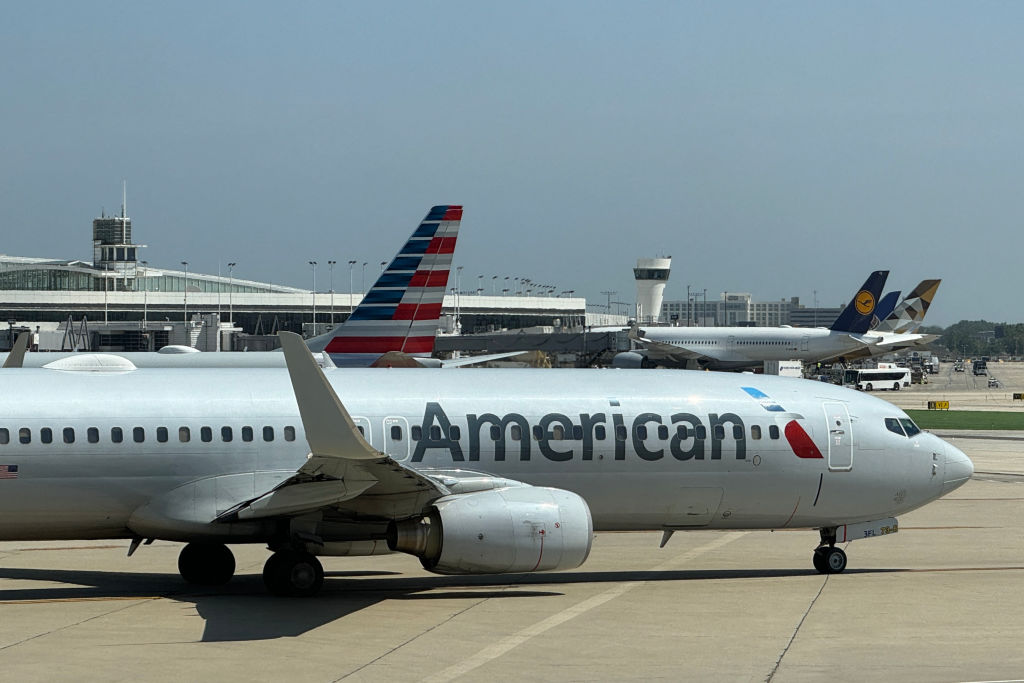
(846, 280, 943, 359)
(0, 330, 972, 596)
(614, 271, 891, 370)
(1, 205, 509, 369)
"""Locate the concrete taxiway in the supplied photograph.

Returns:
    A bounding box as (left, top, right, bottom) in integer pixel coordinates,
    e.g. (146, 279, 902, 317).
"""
(0, 431, 1021, 682)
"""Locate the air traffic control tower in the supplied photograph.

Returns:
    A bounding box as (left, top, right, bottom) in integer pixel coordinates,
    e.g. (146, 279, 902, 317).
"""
(633, 257, 671, 324)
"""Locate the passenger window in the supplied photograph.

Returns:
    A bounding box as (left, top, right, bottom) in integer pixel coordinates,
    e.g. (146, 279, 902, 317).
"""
(676, 425, 690, 439)
(112, 427, 124, 443)
(390, 425, 403, 441)
(63, 427, 75, 444)
(284, 426, 296, 442)
(885, 418, 906, 437)
(179, 427, 190, 443)
(658, 425, 669, 440)
(532, 425, 543, 440)
(242, 426, 253, 442)
(511, 425, 522, 441)
(713, 425, 725, 440)
(768, 425, 780, 440)
(262, 426, 274, 442)
(431, 426, 442, 440)
(615, 425, 628, 442)
(490, 425, 501, 441)
(899, 419, 921, 438)
(201, 427, 212, 443)
(552, 425, 564, 440)
(733, 425, 744, 440)
(695, 426, 707, 440)
(20, 428, 31, 444)
(636, 425, 648, 440)
(222, 426, 233, 442)
(751, 425, 762, 440)
(0, 428, 7, 445)
(41, 427, 53, 444)
(133, 427, 145, 443)
(450, 426, 461, 441)
(411, 425, 422, 441)
(88, 427, 100, 444)
(595, 425, 606, 440)
(157, 427, 168, 443)
(573, 425, 584, 440)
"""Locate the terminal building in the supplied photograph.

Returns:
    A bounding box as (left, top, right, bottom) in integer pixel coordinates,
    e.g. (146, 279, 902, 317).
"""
(660, 292, 843, 328)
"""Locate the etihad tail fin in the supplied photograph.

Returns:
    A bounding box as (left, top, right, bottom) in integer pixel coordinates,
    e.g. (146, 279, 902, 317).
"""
(306, 205, 462, 362)
(875, 279, 941, 333)
(829, 270, 889, 334)
(869, 290, 901, 330)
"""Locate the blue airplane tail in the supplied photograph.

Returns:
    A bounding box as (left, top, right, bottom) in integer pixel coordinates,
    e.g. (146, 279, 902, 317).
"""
(829, 270, 889, 334)
(869, 290, 901, 330)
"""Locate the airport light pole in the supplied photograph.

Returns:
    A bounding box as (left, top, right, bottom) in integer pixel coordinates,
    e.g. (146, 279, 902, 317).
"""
(601, 290, 616, 314)
(227, 262, 236, 326)
(348, 260, 356, 314)
(328, 260, 336, 326)
(140, 261, 148, 330)
(361, 262, 367, 297)
(308, 261, 318, 334)
(181, 261, 189, 326)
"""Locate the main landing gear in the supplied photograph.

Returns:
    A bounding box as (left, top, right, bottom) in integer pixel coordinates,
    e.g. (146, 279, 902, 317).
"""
(812, 527, 848, 574)
(262, 549, 324, 597)
(178, 542, 236, 586)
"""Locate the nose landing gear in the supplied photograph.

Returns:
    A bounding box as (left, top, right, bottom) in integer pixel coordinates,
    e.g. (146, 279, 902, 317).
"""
(812, 527, 848, 574)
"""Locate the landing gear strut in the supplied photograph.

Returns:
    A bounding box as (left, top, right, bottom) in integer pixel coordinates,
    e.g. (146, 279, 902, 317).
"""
(262, 549, 324, 597)
(178, 542, 236, 585)
(812, 528, 847, 574)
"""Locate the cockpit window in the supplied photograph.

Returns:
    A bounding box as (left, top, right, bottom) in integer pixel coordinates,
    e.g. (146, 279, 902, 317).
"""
(899, 418, 921, 437)
(885, 418, 906, 437)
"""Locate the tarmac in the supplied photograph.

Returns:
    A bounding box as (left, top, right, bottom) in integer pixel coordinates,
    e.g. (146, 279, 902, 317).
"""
(0, 366, 1022, 681)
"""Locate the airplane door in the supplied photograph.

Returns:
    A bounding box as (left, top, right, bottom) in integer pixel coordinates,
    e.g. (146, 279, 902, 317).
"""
(823, 402, 853, 471)
(801, 335, 810, 352)
(384, 417, 410, 461)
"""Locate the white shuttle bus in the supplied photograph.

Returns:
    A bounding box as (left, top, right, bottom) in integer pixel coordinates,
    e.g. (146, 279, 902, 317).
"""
(843, 366, 912, 391)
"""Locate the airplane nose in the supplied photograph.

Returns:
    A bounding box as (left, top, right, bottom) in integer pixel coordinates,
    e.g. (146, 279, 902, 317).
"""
(943, 442, 974, 493)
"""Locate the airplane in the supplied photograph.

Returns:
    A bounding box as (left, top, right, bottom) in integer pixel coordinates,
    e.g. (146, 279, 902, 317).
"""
(0, 205, 514, 370)
(614, 271, 891, 370)
(833, 280, 944, 362)
(0, 330, 973, 596)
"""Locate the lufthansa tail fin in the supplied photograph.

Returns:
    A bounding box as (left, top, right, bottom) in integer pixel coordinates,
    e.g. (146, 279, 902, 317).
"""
(875, 279, 941, 334)
(829, 271, 889, 334)
(305, 205, 462, 361)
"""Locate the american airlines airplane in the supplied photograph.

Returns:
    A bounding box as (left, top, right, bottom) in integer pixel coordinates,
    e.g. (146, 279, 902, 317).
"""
(1, 205, 468, 370)
(615, 271, 891, 370)
(0, 332, 973, 596)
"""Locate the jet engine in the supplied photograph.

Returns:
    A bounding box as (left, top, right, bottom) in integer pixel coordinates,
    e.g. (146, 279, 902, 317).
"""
(387, 487, 593, 574)
(611, 351, 654, 369)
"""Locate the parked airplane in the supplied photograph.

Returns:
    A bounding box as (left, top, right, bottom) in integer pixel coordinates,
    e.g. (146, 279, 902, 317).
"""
(614, 271, 890, 370)
(0, 205, 495, 369)
(0, 331, 972, 596)
(876, 279, 941, 334)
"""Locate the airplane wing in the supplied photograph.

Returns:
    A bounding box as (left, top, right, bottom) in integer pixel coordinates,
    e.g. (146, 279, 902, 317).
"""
(218, 332, 449, 522)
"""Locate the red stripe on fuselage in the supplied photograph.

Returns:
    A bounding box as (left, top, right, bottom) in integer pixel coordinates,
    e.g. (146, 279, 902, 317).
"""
(785, 420, 823, 459)
(325, 336, 435, 354)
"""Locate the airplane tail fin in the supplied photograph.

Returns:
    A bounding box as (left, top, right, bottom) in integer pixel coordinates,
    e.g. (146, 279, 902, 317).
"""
(869, 290, 901, 330)
(875, 279, 941, 333)
(307, 205, 462, 358)
(829, 270, 889, 334)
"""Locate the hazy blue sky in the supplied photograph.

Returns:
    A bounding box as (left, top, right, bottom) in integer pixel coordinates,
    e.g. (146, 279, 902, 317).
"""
(3, 2, 1022, 326)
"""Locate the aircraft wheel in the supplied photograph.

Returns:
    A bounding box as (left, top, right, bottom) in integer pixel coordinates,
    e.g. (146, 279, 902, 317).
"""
(263, 550, 324, 597)
(812, 548, 828, 573)
(178, 542, 236, 585)
(824, 547, 847, 573)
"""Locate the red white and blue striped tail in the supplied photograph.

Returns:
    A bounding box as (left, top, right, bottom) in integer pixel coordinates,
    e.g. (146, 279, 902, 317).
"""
(307, 205, 462, 364)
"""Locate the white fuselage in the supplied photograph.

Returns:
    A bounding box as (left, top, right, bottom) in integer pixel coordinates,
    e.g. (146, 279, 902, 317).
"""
(0, 368, 971, 543)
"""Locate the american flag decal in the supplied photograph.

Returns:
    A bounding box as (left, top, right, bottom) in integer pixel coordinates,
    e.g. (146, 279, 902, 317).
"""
(0, 465, 18, 479)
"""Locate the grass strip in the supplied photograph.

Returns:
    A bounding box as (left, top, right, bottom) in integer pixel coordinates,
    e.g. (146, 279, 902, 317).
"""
(905, 409, 1024, 430)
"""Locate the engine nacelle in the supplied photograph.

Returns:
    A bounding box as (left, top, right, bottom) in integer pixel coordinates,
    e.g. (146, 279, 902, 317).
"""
(387, 487, 593, 575)
(612, 351, 653, 369)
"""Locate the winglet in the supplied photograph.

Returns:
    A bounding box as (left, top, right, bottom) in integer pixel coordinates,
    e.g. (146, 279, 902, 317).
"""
(279, 331, 379, 460)
(2, 332, 30, 369)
